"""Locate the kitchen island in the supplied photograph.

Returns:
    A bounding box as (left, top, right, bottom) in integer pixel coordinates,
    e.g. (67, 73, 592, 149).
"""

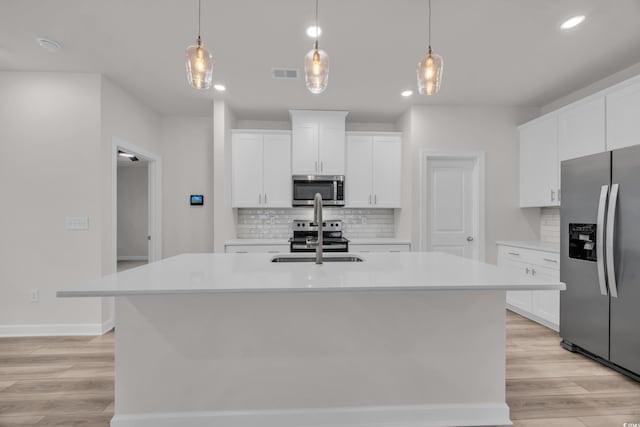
(58, 252, 564, 427)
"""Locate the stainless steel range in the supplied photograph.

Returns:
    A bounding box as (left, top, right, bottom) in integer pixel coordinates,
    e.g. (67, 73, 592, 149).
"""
(289, 220, 349, 253)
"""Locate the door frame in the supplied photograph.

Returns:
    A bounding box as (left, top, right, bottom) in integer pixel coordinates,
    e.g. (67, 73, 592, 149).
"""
(112, 136, 162, 271)
(420, 150, 486, 261)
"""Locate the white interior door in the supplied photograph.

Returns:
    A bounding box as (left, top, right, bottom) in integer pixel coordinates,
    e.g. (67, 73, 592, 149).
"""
(426, 158, 477, 259)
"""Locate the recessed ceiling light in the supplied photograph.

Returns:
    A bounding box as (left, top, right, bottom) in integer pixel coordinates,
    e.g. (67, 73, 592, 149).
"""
(401, 90, 413, 97)
(213, 84, 226, 91)
(118, 151, 135, 158)
(560, 15, 586, 30)
(306, 25, 322, 38)
(36, 37, 62, 53)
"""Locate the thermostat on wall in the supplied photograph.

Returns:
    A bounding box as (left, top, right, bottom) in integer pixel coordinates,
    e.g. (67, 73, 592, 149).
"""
(190, 195, 204, 206)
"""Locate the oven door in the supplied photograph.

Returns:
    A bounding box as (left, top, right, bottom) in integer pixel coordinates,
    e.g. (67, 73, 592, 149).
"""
(292, 175, 344, 206)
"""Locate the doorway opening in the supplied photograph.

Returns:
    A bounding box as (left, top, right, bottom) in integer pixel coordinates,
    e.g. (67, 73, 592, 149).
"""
(112, 137, 161, 273)
(421, 150, 485, 261)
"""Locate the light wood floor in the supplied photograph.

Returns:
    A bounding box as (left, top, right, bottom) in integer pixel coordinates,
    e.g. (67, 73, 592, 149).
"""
(0, 311, 638, 426)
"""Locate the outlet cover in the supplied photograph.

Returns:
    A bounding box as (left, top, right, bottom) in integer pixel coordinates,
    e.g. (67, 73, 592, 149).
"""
(65, 216, 89, 230)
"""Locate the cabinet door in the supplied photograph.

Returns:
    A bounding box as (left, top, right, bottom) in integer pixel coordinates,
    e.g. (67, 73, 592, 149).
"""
(519, 115, 559, 207)
(558, 97, 606, 161)
(531, 265, 560, 328)
(346, 135, 373, 207)
(372, 135, 401, 208)
(500, 257, 533, 312)
(263, 133, 292, 207)
(319, 125, 346, 175)
(292, 123, 318, 175)
(232, 133, 263, 207)
(607, 80, 640, 151)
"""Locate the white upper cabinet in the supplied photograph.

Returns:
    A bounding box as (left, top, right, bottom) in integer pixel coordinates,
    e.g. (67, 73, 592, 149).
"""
(558, 97, 606, 161)
(232, 130, 291, 208)
(346, 132, 401, 208)
(519, 114, 560, 207)
(606, 78, 640, 151)
(290, 110, 347, 175)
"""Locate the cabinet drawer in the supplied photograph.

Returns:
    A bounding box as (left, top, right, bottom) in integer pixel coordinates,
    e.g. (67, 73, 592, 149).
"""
(350, 244, 410, 253)
(497, 245, 559, 270)
(225, 245, 289, 254)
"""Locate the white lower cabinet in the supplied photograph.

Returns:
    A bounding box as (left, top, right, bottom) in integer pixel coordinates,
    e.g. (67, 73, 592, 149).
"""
(497, 244, 560, 330)
(350, 243, 410, 253)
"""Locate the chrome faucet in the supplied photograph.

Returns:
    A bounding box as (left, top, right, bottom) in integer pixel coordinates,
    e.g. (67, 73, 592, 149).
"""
(306, 192, 324, 264)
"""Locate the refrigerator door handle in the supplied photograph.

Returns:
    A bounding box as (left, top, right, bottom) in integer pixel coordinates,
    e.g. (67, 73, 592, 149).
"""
(596, 185, 609, 296)
(606, 183, 620, 298)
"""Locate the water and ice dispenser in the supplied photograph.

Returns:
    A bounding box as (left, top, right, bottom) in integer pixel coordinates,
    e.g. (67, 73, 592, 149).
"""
(568, 223, 597, 262)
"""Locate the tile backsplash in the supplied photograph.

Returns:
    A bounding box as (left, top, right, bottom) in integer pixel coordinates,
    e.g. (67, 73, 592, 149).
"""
(540, 207, 560, 243)
(237, 208, 395, 239)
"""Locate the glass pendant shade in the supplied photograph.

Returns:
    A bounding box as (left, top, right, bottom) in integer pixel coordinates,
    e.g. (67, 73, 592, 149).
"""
(185, 38, 213, 90)
(417, 48, 443, 95)
(304, 46, 329, 94)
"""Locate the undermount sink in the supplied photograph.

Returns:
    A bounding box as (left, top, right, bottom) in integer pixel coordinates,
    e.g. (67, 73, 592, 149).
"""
(271, 255, 364, 263)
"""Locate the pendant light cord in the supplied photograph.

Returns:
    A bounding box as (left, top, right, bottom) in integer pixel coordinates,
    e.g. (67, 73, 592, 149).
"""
(428, 0, 432, 49)
(198, 0, 202, 40)
(315, 0, 319, 45)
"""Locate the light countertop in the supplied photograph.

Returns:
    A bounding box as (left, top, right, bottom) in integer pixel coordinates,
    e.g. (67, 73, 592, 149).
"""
(58, 252, 564, 297)
(496, 240, 560, 253)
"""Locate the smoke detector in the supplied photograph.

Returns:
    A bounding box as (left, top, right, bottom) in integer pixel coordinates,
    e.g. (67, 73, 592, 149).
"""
(36, 37, 62, 53)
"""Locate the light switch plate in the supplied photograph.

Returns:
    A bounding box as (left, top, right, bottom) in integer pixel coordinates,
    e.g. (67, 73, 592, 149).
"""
(65, 216, 89, 230)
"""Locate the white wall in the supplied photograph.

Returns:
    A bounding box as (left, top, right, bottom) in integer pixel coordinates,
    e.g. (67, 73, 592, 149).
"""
(398, 106, 541, 264)
(161, 116, 214, 257)
(117, 163, 149, 259)
(213, 100, 237, 252)
(0, 72, 103, 331)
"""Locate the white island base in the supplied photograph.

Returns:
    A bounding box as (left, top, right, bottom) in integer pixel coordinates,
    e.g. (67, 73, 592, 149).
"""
(111, 290, 510, 427)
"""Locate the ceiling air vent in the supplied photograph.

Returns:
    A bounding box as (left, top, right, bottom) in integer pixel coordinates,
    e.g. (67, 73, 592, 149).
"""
(272, 68, 299, 80)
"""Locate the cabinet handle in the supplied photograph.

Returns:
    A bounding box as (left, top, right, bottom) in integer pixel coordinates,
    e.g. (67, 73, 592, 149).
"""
(264, 194, 267, 204)
(315, 161, 318, 172)
(543, 258, 558, 263)
(236, 251, 248, 254)
(525, 267, 530, 275)
(258, 194, 262, 204)
(267, 250, 280, 253)
(390, 250, 401, 253)
(508, 252, 521, 256)
(551, 189, 555, 202)
(369, 194, 372, 205)
(374, 194, 377, 204)
(320, 161, 323, 172)
(532, 268, 536, 276)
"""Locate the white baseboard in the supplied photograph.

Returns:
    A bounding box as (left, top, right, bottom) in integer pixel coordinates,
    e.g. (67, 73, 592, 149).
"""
(111, 403, 511, 427)
(117, 256, 148, 262)
(506, 304, 559, 332)
(0, 318, 115, 337)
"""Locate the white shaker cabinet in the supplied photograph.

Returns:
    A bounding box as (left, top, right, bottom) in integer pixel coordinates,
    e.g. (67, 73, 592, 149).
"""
(346, 132, 401, 208)
(290, 110, 348, 175)
(519, 114, 560, 207)
(497, 243, 560, 331)
(558, 97, 606, 162)
(606, 79, 640, 151)
(231, 130, 291, 208)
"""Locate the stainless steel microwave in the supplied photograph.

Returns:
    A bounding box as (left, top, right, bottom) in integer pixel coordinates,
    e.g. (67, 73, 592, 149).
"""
(292, 175, 345, 207)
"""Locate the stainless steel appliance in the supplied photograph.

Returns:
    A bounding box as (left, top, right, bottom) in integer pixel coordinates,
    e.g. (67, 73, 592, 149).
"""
(292, 175, 344, 207)
(289, 220, 349, 253)
(560, 145, 640, 381)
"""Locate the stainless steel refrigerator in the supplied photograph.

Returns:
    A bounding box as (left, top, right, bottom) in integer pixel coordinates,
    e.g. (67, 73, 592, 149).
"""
(560, 144, 640, 380)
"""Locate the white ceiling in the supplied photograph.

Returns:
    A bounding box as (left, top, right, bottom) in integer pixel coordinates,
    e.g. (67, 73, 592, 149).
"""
(2, 0, 640, 121)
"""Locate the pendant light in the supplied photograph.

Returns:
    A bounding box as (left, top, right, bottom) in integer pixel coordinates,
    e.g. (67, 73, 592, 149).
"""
(185, 0, 213, 90)
(417, 0, 443, 96)
(304, 0, 329, 94)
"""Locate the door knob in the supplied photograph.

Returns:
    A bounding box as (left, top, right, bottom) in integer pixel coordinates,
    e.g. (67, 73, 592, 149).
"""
(466, 236, 474, 242)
